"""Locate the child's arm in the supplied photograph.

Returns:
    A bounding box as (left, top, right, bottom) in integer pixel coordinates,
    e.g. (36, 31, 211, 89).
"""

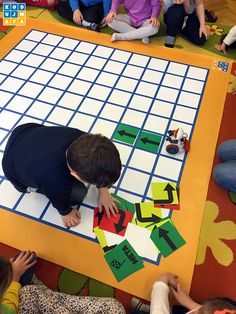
(171, 282, 201, 311)
(150, 273, 178, 314)
(215, 25, 236, 53)
(98, 187, 119, 219)
(195, 0, 208, 39)
(106, 0, 120, 23)
(68, 0, 83, 24)
(1, 281, 21, 313)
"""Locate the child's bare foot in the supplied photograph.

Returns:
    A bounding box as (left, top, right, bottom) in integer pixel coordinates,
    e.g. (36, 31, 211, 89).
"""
(61, 208, 81, 227)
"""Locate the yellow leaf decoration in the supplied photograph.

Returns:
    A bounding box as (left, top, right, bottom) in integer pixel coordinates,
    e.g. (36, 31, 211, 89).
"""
(196, 201, 236, 266)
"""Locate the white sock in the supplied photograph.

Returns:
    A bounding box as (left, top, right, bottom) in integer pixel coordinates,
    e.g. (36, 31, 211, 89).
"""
(142, 37, 150, 44)
(111, 33, 127, 42)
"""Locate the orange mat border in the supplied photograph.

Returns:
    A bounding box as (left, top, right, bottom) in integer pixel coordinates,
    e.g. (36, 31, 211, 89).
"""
(0, 18, 232, 300)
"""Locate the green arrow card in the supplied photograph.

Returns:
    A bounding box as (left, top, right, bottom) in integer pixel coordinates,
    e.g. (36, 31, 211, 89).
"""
(111, 193, 136, 214)
(104, 239, 144, 281)
(150, 219, 185, 257)
(137, 131, 162, 153)
(113, 124, 139, 145)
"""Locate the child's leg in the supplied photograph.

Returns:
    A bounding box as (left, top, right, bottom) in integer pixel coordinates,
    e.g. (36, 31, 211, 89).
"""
(108, 14, 135, 33)
(181, 12, 207, 45)
(213, 160, 236, 193)
(164, 4, 186, 47)
(56, 0, 74, 22)
(217, 140, 236, 162)
(111, 19, 159, 42)
(81, 2, 104, 25)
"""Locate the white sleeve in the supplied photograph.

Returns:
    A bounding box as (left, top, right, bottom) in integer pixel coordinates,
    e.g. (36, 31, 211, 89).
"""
(150, 281, 170, 314)
(223, 25, 236, 46)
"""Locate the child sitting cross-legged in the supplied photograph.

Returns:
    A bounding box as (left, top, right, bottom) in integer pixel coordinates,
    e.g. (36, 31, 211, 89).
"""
(106, 0, 161, 44)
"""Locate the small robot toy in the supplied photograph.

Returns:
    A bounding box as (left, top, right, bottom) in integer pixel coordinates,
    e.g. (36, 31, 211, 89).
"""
(165, 128, 190, 155)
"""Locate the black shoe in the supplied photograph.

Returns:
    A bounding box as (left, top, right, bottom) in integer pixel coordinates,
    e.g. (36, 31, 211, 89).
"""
(87, 23, 100, 32)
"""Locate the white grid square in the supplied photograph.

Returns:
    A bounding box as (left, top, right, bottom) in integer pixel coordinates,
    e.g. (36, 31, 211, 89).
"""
(68, 79, 92, 95)
(18, 82, 44, 98)
(42, 204, 66, 228)
(32, 43, 55, 56)
(0, 151, 3, 176)
(90, 119, 117, 138)
(110, 49, 131, 63)
(103, 60, 125, 74)
(0, 91, 13, 106)
(167, 62, 188, 76)
(77, 67, 100, 82)
(87, 84, 111, 101)
(162, 73, 183, 89)
(116, 76, 138, 93)
(5, 50, 28, 63)
(15, 39, 38, 52)
(0, 180, 21, 209)
(0, 129, 8, 145)
(26, 101, 53, 119)
(57, 92, 83, 110)
(15, 193, 48, 218)
(122, 64, 144, 79)
(50, 47, 71, 61)
(151, 100, 174, 118)
(40, 58, 63, 72)
(142, 69, 163, 84)
(121, 109, 146, 128)
(108, 89, 132, 106)
(0, 110, 21, 130)
(11, 64, 35, 80)
(156, 86, 179, 103)
(114, 142, 132, 165)
(129, 150, 156, 173)
(182, 78, 204, 94)
(93, 46, 113, 58)
(144, 114, 169, 135)
(178, 91, 200, 109)
(29, 69, 54, 85)
(154, 156, 182, 181)
(187, 66, 208, 81)
(38, 87, 64, 104)
(0, 74, 6, 84)
(0, 60, 18, 75)
(67, 52, 89, 65)
(49, 74, 73, 90)
(68, 112, 95, 132)
(79, 98, 104, 116)
(85, 56, 107, 70)
(76, 41, 96, 54)
(42, 34, 62, 46)
(148, 58, 168, 72)
(96, 72, 118, 87)
(82, 185, 99, 207)
(129, 94, 152, 112)
(172, 105, 196, 124)
(136, 81, 158, 98)
(120, 168, 149, 196)
(22, 54, 45, 67)
(100, 103, 124, 122)
(71, 206, 95, 237)
(6, 95, 33, 113)
(59, 62, 81, 77)
(25, 30, 47, 42)
(47, 106, 74, 125)
(59, 37, 79, 50)
(0, 77, 25, 93)
(129, 54, 150, 67)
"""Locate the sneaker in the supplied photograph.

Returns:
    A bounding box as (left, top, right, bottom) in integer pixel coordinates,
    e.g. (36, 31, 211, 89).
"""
(131, 297, 150, 313)
(164, 35, 175, 48)
(87, 23, 100, 32)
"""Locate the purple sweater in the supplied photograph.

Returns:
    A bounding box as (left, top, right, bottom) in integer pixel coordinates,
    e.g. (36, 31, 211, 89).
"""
(111, 0, 161, 27)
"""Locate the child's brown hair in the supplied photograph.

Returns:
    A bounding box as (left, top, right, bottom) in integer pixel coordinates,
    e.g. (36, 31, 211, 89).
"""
(198, 299, 236, 314)
(0, 255, 12, 300)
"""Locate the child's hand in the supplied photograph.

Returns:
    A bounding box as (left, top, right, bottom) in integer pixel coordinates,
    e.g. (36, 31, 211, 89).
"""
(73, 9, 83, 25)
(171, 282, 200, 310)
(214, 42, 227, 54)
(199, 24, 209, 39)
(98, 187, 119, 219)
(61, 208, 81, 227)
(10, 251, 36, 282)
(100, 17, 107, 28)
(149, 17, 160, 28)
(157, 273, 178, 288)
(106, 11, 116, 24)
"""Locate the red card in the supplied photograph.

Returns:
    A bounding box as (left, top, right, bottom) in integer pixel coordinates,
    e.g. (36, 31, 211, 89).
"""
(154, 203, 180, 210)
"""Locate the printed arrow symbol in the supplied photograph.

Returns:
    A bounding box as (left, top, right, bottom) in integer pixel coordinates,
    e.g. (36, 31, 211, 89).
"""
(140, 137, 160, 146)
(96, 210, 104, 225)
(103, 244, 117, 253)
(118, 129, 136, 139)
(158, 227, 177, 251)
(154, 183, 175, 205)
(114, 209, 126, 233)
(135, 203, 161, 223)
